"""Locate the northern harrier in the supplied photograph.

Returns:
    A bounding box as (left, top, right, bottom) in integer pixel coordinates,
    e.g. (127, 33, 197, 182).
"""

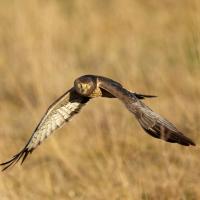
(1, 75, 195, 170)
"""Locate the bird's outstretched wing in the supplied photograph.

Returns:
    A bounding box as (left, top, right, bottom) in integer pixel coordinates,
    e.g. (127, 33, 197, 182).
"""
(1, 88, 90, 171)
(132, 101, 195, 146)
(97, 76, 195, 146)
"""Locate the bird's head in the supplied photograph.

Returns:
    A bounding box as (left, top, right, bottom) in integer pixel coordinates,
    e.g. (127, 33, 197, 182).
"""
(74, 75, 97, 97)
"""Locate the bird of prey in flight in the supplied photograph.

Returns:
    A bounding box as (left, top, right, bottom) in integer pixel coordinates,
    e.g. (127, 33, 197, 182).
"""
(1, 75, 195, 170)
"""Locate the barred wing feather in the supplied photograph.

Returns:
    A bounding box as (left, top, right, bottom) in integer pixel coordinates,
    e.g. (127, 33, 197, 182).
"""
(133, 102, 195, 146)
(1, 88, 90, 170)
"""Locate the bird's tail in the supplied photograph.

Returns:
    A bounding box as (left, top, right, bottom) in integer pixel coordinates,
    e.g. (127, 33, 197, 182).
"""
(133, 93, 157, 100)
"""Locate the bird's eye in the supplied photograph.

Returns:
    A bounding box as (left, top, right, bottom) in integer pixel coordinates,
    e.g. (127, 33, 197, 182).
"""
(77, 83, 82, 89)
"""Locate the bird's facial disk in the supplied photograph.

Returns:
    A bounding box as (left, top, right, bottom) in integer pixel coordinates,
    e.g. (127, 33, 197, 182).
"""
(74, 76, 97, 97)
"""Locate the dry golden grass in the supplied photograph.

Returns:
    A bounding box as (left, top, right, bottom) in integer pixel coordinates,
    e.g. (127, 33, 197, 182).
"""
(0, 0, 200, 199)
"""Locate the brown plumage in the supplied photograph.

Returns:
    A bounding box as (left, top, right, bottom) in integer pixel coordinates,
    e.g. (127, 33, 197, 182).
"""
(1, 75, 195, 171)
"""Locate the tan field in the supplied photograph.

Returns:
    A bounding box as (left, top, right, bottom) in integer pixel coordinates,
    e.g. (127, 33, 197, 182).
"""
(0, 0, 200, 199)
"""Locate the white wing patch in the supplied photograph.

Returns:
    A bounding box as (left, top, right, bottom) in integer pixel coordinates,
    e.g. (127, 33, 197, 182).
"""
(0, 89, 90, 170)
(27, 102, 81, 150)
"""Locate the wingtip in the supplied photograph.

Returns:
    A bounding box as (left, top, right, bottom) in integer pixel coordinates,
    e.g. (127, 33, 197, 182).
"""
(181, 141, 195, 147)
(188, 140, 196, 146)
(1, 148, 31, 171)
(179, 134, 196, 146)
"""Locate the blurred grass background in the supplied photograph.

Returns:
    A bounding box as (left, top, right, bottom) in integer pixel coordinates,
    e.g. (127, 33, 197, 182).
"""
(0, 0, 200, 199)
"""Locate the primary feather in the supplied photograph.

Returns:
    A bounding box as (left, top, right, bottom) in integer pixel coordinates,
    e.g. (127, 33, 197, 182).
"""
(131, 101, 195, 146)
